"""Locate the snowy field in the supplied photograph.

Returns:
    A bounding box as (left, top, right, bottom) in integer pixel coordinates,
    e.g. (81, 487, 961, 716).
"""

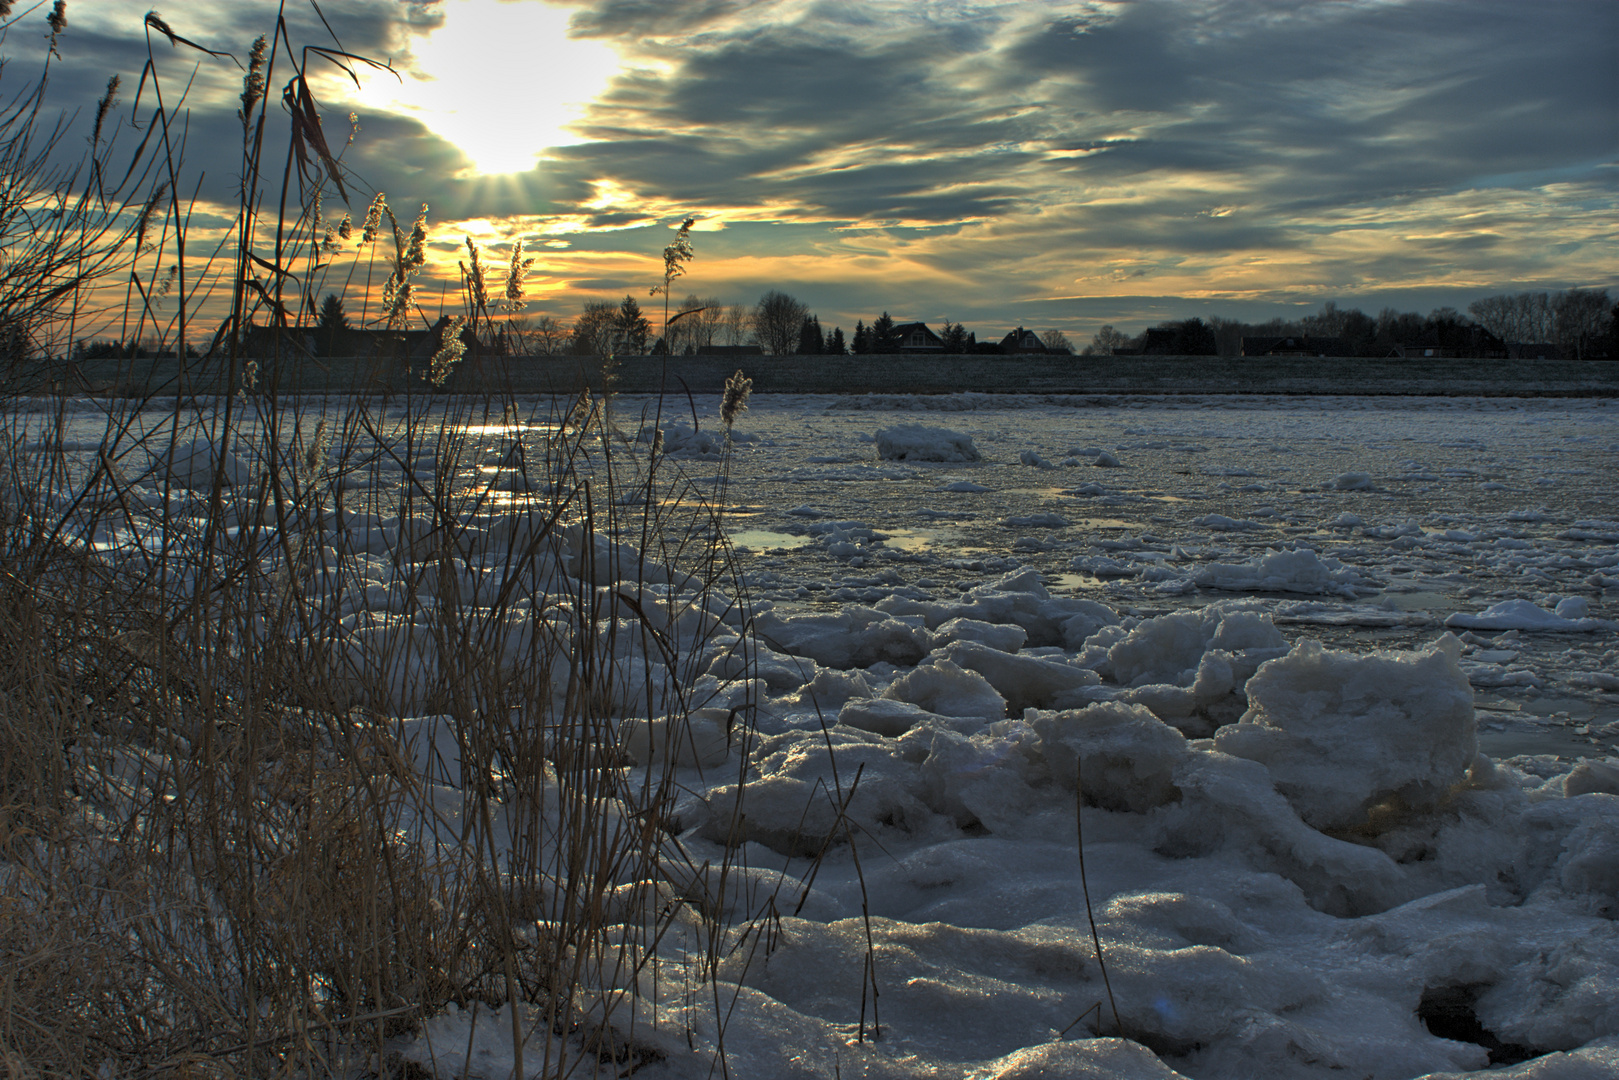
(20, 391, 1619, 1079)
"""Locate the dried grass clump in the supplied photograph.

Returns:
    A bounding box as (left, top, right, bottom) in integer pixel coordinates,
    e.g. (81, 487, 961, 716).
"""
(0, 7, 808, 1077)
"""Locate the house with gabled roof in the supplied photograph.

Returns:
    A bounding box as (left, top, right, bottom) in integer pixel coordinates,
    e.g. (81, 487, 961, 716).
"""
(998, 327, 1047, 353)
(891, 322, 945, 352)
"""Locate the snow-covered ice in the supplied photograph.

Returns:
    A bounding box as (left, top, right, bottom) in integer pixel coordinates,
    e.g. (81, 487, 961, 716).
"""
(23, 390, 1619, 1079)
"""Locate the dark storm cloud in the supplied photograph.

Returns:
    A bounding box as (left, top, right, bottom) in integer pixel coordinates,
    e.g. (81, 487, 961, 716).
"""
(545, 0, 1610, 256)
(15, 0, 1614, 337)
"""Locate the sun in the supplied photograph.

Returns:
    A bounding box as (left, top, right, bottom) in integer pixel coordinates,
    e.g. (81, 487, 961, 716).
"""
(374, 0, 619, 176)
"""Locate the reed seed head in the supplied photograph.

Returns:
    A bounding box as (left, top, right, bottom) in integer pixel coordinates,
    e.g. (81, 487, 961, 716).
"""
(721, 369, 752, 427)
(462, 236, 488, 314)
(135, 182, 168, 253)
(427, 316, 467, 386)
(405, 205, 428, 269)
(502, 238, 530, 313)
(361, 193, 385, 245)
(93, 75, 119, 146)
(240, 35, 266, 126)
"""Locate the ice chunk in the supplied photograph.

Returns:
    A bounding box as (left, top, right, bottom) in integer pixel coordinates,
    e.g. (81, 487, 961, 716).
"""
(1194, 514, 1266, 532)
(946, 568, 1129, 650)
(1214, 635, 1477, 830)
(875, 424, 980, 462)
(1554, 596, 1591, 619)
(157, 436, 257, 489)
(1327, 471, 1375, 490)
(1001, 512, 1068, 528)
(1558, 810, 1619, 900)
(1564, 760, 1619, 798)
(1107, 605, 1287, 688)
(977, 1038, 1188, 1079)
(883, 657, 1007, 719)
(700, 730, 939, 855)
(1058, 599, 1122, 650)
(1018, 449, 1056, 469)
(617, 712, 733, 768)
(790, 667, 873, 711)
(937, 639, 1101, 713)
(706, 641, 813, 691)
(941, 480, 991, 493)
(931, 616, 1027, 653)
(913, 724, 1045, 832)
(1403, 1038, 1619, 1080)
(839, 697, 941, 737)
(1161, 750, 1409, 915)
(651, 422, 725, 458)
(1030, 702, 1191, 812)
(756, 607, 931, 668)
(1194, 546, 1372, 598)
(1445, 598, 1614, 632)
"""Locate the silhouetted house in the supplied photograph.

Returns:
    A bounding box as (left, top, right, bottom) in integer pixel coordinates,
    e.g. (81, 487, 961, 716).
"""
(1389, 326, 1508, 359)
(1241, 335, 1350, 357)
(1507, 342, 1561, 361)
(696, 344, 764, 357)
(892, 322, 945, 353)
(1139, 328, 1194, 355)
(241, 322, 447, 362)
(999, 327, 1047, 354)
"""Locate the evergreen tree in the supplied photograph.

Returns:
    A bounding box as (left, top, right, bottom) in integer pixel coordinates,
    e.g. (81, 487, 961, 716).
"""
(615, 294, 651, 353)
(827, 326, 846, 354)
(316, 293, 349, 357)
(941, 320, 968, 353)
(796, 314, 824, 355)
(870, 312, 897, 352)
(852, 319, 869, 354)
(317, 293, 349, 331)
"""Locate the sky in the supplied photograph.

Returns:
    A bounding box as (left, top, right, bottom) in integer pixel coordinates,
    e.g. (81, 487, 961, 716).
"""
(16, 0, 1619, 344)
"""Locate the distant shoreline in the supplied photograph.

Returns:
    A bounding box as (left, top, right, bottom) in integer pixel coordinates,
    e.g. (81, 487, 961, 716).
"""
(26, 353, 1619, 399)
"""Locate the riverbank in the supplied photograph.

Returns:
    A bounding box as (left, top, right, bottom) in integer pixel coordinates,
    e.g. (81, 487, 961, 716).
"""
(30, 351, 1619, 398)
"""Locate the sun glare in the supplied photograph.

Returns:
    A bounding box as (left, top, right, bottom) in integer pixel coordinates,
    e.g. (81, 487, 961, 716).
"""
(377, 0, 618, 176)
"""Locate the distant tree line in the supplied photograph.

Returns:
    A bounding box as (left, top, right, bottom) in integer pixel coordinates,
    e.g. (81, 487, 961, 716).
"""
(550, 291, 1077, 357)
(507, 286, 1619, 361)
(1082, 289, 1616, 360)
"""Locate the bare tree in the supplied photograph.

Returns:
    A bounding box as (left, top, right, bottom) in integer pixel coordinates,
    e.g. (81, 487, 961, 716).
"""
(528, 315, 566, 355)
(667, 294, 722, 354)
(1468, 292, 1555, 343)
(1040, 329, 1073, 354)
(1302, 301, 1351, 338)
(722, 303, 750, 346)
(506, 314, 566, 355)
(569, 299, 617, 355)
(1082, 325, 1129, 356)
(1554, 289, 1612, 360)
(752, 290, 809, 355)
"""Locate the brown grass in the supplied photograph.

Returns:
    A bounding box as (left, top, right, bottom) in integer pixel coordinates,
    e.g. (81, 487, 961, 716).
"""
(0, 8, 793, 1076)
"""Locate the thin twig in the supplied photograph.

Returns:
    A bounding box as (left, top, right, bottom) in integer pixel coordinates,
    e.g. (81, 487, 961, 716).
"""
(1076, 755, 1122, 1035)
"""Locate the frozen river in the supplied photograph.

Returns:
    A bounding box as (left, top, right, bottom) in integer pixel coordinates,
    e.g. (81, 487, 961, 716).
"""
(681, 393, 1619, 761)
(20, 389, 1619, 1079)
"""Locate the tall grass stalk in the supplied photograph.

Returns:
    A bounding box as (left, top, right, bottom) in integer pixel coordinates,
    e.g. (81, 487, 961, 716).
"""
(0, 8, 796, 1077)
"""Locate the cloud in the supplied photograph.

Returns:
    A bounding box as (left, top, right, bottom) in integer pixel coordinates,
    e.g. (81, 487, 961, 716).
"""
(16, 0, 1615, 341)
